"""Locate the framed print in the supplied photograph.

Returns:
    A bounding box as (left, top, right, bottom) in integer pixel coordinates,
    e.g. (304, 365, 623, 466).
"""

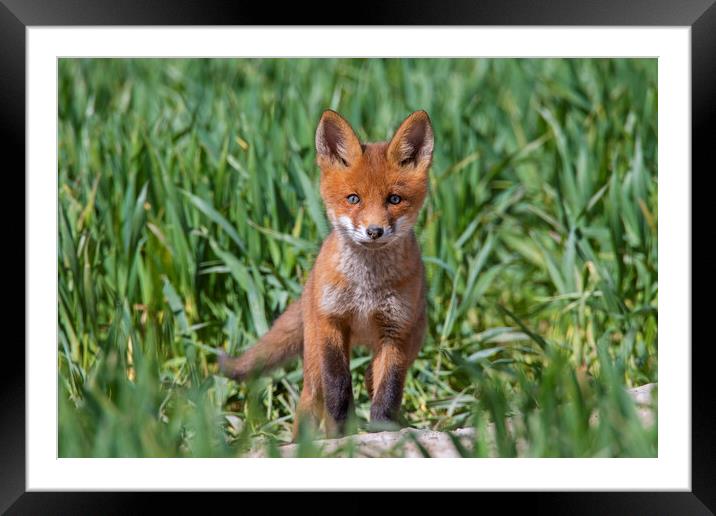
(3, 0, 713, 512)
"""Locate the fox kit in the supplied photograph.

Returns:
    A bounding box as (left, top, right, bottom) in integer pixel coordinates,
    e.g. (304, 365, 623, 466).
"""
(219, 109, 434, 438)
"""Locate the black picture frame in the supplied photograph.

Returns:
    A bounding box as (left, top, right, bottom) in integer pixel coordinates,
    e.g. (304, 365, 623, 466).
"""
(3, 1, 712, 512)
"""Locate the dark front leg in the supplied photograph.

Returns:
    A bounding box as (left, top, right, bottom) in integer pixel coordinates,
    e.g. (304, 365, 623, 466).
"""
(319, 321, 354, 437)
(370, 363, 406, 424)
(369, 344, 408, 429)
(369, 306, 414, 427)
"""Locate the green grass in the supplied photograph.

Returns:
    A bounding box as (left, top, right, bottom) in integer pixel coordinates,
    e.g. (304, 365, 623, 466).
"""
(58, 58, 657, 457)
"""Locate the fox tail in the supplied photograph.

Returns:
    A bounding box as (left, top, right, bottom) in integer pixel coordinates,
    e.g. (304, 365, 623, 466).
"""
(218, 299, 303, 380)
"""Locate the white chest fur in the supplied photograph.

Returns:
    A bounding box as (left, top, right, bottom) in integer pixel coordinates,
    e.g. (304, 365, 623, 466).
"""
(320, 236, 416, 328)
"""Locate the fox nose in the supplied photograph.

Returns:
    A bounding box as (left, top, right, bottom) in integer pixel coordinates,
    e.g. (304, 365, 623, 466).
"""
(366, 225, 384, 240)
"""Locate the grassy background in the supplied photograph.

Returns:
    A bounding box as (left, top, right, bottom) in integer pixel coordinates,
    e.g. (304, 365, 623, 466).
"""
(58, 58, 657, 457)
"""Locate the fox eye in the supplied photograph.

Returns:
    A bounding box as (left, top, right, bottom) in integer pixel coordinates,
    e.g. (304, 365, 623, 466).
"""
(347, 194, 360, 205)
(388, 194, 402, 205)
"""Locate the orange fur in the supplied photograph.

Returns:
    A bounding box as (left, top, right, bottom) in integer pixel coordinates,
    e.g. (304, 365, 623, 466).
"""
(219, 110, 434, 439)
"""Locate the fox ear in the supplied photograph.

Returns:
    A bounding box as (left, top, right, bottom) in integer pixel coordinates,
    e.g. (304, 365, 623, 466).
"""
(387, 110, 434, 170)
(315, 110, 363, 169)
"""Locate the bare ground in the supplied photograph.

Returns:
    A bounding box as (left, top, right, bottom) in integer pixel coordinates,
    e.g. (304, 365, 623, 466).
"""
(247, 383, 657, 458)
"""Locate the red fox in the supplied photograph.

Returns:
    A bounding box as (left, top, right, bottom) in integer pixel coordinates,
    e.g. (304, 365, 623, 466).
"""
(219, 109, 434, 439)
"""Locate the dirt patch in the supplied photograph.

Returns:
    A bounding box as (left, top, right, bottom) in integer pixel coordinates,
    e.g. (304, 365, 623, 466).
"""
(248, 383, 657, 458)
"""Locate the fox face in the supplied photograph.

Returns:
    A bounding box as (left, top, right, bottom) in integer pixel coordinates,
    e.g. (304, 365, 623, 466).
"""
(315, 110, 434, 249)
